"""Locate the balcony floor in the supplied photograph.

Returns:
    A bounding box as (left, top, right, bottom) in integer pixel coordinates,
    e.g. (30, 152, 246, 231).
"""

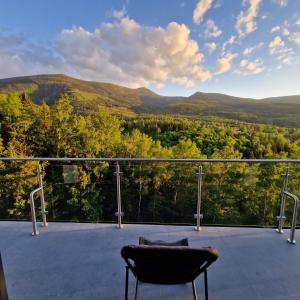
(0, 221, 299, 300)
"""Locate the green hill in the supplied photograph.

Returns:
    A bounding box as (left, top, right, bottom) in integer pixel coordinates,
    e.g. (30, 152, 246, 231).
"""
(0, 74, 300, 127)
(0, 74, 161, 116)
(155, 93, 300, 127)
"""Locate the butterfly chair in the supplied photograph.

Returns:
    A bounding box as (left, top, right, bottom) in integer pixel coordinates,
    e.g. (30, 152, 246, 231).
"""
(121, 238, 218, 300)
(0, 252, 9, 300)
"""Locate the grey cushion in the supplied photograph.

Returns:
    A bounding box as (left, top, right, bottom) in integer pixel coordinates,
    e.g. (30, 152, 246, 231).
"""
(139, 236, 188, 246)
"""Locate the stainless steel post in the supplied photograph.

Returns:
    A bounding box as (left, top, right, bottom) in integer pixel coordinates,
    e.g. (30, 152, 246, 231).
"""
(115, 162, 124, 229)
(276, 167, 289, 233)
(284, 191, 299, 244)
(30, 188, 42, 236)
(194, 165, 204, 231)
(37, 163, 48, 227)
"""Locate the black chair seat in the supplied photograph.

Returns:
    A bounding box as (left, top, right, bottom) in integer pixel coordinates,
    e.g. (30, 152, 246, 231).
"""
(121, 239, 218, 300)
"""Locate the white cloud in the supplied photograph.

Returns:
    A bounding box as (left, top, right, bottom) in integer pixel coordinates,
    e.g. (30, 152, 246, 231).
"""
(204, 19, 222, 38)
(276, 48, 294, 64)
(282, 54, 293, 64)
(205, 42, 217, 53)
(0, 30, 67, 79)
(243, 42, 264, 55)
(275, 0, 288, 7)
(221, 35, 236, 55)
(193, 0, 213, 24)
(285, 20, 300, 45)
(0, 47, 67, 79)
(227, 35, 236, 44)
(269, 36, 284, 53)
(289, 32, 300, 44)
(282, 28, 290, 36)
(216, 52, 237, 74)
(235, 0, 261, 37)
(0, 19, 212, 87)
(271, 26, 280, 33)
(236, 58, 264, 75)
(269, 36, 294, 65)
(112, 7, 127, 19)
(172, 76, 194, 88)
(282, 20, 290, 28)
(57, 18, 211, 88)
(213, 0, 222, 9)
(0, 31, 27, 49)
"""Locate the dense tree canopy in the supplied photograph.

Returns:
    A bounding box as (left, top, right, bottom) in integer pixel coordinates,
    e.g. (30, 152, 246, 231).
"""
(0, 93, 299, 226)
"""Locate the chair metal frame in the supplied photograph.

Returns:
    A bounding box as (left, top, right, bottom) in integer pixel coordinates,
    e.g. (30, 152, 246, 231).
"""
(124, 265, 208, 300)
(0, 252, 9, 300)
(122, 246, 217, 300)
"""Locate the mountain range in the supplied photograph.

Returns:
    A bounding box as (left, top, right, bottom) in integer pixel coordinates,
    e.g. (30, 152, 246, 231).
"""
(0, 74, 300, 127)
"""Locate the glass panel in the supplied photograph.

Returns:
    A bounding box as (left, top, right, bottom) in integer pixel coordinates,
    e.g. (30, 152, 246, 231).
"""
(0, 159, 298, 227)
(44, 162, 117, 223)
(121, 162, 198, 224)
(0, 160, 37, 220)
(285, 166, 300, 226)
(201, 163, 284, 227)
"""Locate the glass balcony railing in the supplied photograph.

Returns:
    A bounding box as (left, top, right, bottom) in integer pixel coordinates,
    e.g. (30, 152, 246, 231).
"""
(0, 157, 299, 240)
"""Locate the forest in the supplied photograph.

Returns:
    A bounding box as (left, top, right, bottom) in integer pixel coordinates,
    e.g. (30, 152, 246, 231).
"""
(0, 92, 300, 227)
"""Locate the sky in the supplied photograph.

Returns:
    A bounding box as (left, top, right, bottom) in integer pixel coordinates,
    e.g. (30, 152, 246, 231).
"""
(0, 0, 299, 98)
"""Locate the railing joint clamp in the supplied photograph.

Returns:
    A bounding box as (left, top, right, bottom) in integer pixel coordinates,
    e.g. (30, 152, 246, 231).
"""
(115, 212, 124, 217)
(194, 214, 203, 219)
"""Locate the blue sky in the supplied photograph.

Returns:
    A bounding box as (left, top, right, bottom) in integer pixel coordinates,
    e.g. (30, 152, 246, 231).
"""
(0, 0, 299, 98)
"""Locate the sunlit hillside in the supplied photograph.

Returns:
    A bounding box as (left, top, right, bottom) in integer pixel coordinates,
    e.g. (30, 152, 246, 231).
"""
(1, 74, 300, 127)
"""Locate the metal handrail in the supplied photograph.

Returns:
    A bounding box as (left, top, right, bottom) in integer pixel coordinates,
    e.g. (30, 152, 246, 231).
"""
(276, 167, 290, 233)
(1, 157, 300, 163)
(30, 187, 43, 236)
(283, 191, 299, 244)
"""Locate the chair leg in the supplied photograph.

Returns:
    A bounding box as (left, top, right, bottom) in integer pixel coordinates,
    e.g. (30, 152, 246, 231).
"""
(125, 266, 129, 300)
(0, 253, 9, 300)
(192, 280, 198, 300)
(204, 269, 208, 300)
(134, 278, 139, 300)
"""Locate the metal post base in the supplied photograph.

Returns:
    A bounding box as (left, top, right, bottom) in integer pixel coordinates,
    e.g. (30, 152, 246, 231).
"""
(194, 226, 201, 231)
(31, 231, 39, 236)
(276, 229, 283, 234)
(116, 224, 124, 229)
(287, 238, 296, 244)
